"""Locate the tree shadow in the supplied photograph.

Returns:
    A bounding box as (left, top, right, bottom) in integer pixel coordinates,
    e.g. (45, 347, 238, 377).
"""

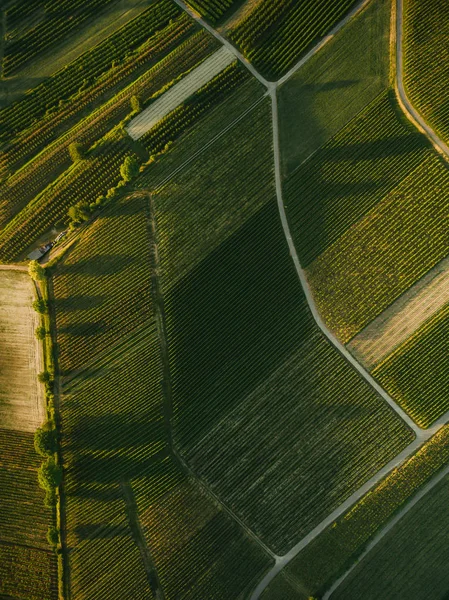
(74, 523, 129, 542)
(58, 321, 105, 337)
(54, 295, 104, 313)
(61, 254, 135, 276)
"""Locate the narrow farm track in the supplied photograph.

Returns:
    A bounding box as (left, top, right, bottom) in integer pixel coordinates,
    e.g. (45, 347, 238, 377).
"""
(323, 461, 449, 599)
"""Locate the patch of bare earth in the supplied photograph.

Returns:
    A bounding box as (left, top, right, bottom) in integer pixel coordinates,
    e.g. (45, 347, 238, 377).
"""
(348, 255, 449, 369)
(0, 270, 44, 432)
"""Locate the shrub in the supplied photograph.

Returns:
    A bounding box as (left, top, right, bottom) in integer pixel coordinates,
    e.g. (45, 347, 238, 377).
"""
(38, 457, 62, 492)
(34, 422, 57, 457)
(44, 488, 57, 507)
(38, 370, 52, 384)
(33, 298, 48, 313)
(120, 155, 140, 183)
(130, 95, 141, 112)
(35, 326, 47, 340)
(47, 526, 60, 548)
(68, 200, 91, 225)
(28, 260, 46, 281)
(68, 142, 85, 163)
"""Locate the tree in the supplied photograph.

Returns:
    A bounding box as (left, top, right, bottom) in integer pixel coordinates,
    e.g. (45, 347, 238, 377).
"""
(38, 457, 62, 491)
(38, 370, 52, 384)
(120, 155, 140, 183)
(34, 422, 57, 456)
(28, 260, 46, 281)
(33, 298, 48, 314)
(130, 95, 141, 112)
(68, 200, 91, 225)
(68, 142, 85, 163)
(35, 326, 47, 340)
(47, 526, 59, 548)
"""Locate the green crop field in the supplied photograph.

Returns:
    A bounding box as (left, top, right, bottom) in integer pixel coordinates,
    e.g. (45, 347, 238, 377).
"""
(56, 192, 272, 599)
(186, 0, 243, 24)
(229, 0, 359, 79)
(278, 0, 391, 176)
(332, 471, 449, 600)
(403, 0, 449, 145)
(264, 424, 449, 598)
(148, 99, 413, 554)
(373, 303, 449, 428)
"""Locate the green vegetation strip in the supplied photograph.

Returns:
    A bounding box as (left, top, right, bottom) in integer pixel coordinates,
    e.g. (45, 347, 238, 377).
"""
(187, 0, 242, 24)
(373, 303, 449, 428)
(265, 424, 449, 598)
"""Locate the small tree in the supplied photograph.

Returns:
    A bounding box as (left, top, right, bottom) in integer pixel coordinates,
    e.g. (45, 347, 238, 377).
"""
(38, 457, 62, 492)
(34, 422, 57, 457)
(120, 155, 140, 183)
(47, 526, 59, 548)
(38, 370, 52, 384)
(68, 142, 85, 163)
(28, 260, 46, 281)
(35, 326, 47, 340)
(130, 95, 141, 112)
(33, 298, 48, 314)
(68, 201, 91, 225)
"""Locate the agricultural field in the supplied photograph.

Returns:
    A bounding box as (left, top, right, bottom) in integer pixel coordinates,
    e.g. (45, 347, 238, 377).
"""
(278, 0, 391, 176)
(373, 303, 449, 428)
(332, 472, 449, 600)
(150, 99, 414, 554)
(56, 192, 272, 598)
(403, 0, 449, 145)
(229, 0, 360, 79)
(0, 271, 56, 598)
(186, 0, 243, 24)
(264, 423, 449, 598)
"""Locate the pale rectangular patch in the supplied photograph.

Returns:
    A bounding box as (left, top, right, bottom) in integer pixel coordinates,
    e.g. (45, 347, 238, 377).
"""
(126, 47, 236, 140)
(0, 270, 45, 432)
(348, 255, 449, 369)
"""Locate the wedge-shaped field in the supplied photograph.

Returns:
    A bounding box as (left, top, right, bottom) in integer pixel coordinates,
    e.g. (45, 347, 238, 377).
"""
(186, 0, 242, 24)
(228, 0, 359, 79)
(57, 194, 271, 599)
(150, 99, 414, 554)
(403, 0, 449, 145)
(0, 269, 44, 431)
(278, 0, 391, 176)
(332, 472, 449, 600)
(373, 303, 449, 428)
(0, 429, 57, 599)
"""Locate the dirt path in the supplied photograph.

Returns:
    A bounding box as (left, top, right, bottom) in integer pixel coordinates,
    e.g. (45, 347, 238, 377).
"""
(126, 47, 236, 139)
(121, 481, 166, 600)
(348, 255, 449, 369)
(324, 461, 449, 599)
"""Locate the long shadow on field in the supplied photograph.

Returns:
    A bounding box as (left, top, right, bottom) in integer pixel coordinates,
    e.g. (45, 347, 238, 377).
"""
(61, 254, 135, 276)
(166, 200, 315, 451)
(53, 295, 105, 313)
(58, 321, 106, 337)
(75, 523, 129, 542)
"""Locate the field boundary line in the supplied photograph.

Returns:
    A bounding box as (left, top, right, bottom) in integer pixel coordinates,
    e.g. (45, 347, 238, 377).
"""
(323, 460, 449, 598)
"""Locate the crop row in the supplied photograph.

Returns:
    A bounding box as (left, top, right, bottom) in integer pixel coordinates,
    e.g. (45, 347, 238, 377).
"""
(141, 61, 249, 155)
(0, 31, 217, 232)
(53, 193, 155, 374)
(1, 0, 182, 146)
(373, 303, 449, 428)
(403, 0, 449, 145)
(152, 100, 414, 553)
(305, 152, 449, 344)
(187, 0, 241, 24)
(0, 131, 133, 263)
(284, 91, 430, 267)
(4, 0, 118, 75)
(229, 0, 357, 78)
(0, 430, 51, 549)
(0, 544, 58, 600)
(279, 423, 449, 597)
